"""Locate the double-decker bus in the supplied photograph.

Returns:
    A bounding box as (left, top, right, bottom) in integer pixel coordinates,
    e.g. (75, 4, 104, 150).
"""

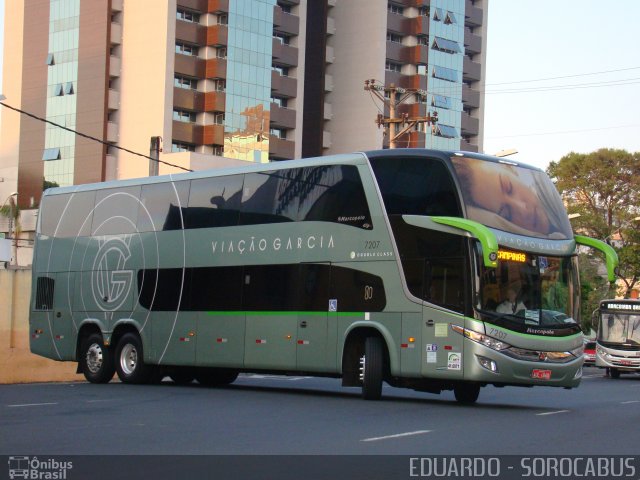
(594, 299, 640, 378)
(29, 149, 617, 403)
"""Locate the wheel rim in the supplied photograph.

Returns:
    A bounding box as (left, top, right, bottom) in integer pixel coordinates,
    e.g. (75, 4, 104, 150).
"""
(86, 343, 103, 374)
(120, 343, 138, 376)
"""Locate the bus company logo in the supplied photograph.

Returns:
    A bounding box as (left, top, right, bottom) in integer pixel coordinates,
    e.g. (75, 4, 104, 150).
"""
(211, 234, 335, 256)
(8, 456, 73, 479)
(91, 236, 134, 312)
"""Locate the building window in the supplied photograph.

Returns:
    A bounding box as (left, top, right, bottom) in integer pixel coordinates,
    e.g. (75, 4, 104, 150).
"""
(385, 61, 402, 73)
(432, 94, 452, 109)
(217, 14, 228, 25)
(214, 79, 226, 91)
(42, 148, 61, 161)
(173, 109, 196, 123)
(433, 7, 443, 21)
(270, 128, 285, 139)
(418, 6, 430, 17)
(277, 2, 292, 13)
(432, 65, 458, 82)
(271, 96, 288, 108)
(214, 113, 225, 125)
(212, 146, 224, 156)
(64, 82, 74, 95)
(445, 11, 457, 24)
(46, 53, 55, 66)
(417, 64, 428, 76)
(171, 141, 196, 152)
(417, 35, 428, 46)
(432, 37, 461, 54)
(175, 42, 199, 56)
(174, 75, 198, 90)
(435, 124, 458, 139)
(386, 32, 403, 44)
(387, 3, 404, 15)
(272, 64, 289, 76)
(53, 84, 64, 96)
(273, 32, 290, 45)
(216, 47, 227, 58)
(177, 9, 200, 23)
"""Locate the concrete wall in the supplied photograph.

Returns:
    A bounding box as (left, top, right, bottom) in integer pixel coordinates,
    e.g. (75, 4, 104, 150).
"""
(0, 270, 79, 383)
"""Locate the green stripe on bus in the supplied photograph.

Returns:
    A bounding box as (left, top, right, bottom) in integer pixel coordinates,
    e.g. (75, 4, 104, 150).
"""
(207, 311, 364, 317)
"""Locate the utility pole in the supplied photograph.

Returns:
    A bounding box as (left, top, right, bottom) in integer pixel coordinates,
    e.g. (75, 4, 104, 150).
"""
(364, 79, 438, 149)
(149, 136, 161, 176)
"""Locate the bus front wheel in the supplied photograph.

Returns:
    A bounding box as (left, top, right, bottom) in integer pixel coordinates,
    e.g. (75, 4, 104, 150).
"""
(454, 383, 480, 404)
(610, 368, 621, 379)
(115, 333, 151, 384)
(79, 333, 115, 384)
(360, 337, 384, 400)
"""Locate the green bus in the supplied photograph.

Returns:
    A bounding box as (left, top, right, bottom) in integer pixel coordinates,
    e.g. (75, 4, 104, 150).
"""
(29, 149, 617, 403)
(594, 299, 640, 378)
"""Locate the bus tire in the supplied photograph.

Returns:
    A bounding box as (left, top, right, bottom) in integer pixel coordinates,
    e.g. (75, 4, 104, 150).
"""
(361, 337, 384, 400)
(610, 368, 621, 379)
(79, 333, 115, 384)
(115, 333, 151, 384)
(195, 369, 238, 386)
(454, 383, 480, 404)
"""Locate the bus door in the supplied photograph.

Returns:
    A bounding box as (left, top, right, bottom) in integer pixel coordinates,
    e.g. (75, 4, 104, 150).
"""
(420, 258, 466, 379)
(243, 265, 298, 370)
(296, 264, 333, 372)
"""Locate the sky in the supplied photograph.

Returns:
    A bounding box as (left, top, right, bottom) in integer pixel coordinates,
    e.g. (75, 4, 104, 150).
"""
(1, 0, 639, 171)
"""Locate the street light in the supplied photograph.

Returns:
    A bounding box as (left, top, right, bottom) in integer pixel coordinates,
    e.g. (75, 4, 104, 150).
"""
(2, 192, 18, 266)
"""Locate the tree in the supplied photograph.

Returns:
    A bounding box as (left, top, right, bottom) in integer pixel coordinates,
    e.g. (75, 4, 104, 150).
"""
(547, 148, 640, 298)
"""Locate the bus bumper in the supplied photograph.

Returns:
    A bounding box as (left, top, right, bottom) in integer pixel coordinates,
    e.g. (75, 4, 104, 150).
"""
(464, 342, 583, 388)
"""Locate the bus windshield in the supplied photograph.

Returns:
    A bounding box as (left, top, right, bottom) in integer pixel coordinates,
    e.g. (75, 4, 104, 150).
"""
(599, 314, 640, 345)
(477, 248, 580, 332)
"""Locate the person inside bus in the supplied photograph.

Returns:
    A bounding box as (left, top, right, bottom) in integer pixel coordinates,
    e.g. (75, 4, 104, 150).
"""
(451, 157, 562, 237)
(497, 287, 527, 314)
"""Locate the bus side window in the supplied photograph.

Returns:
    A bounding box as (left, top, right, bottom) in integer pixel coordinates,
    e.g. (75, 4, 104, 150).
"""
(40, 191, 96, 238)
(138, 181, 190, 232)
(239, 172, 299, 225)
(186, 175, 243, 228)
(92, 186, 141, 235)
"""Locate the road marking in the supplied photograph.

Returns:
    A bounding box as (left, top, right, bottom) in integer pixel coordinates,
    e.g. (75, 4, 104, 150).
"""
(581, 374, 605, 378)
(621, 400, 640, 404)
(536, 410, 569, 416)
(241, 374, 312, 381)
(361, 430, 432, 442)
(7, 402, 58, 408)
(86, 399, 113, 403)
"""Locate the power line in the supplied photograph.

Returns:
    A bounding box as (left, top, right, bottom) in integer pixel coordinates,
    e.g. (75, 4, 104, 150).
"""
(483, 66, 640, 86)
(0, 102, 193, 173)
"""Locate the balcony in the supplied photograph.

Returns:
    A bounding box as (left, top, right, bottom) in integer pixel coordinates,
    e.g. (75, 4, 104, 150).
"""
(461, 112, 480, 135)
(110, 22, 122, 45)
(108, 89, 120, 110)
(323, 102, 332, 120)
(464, 29, 482, 55)
(325, 45, 335, 63)
(398, 102, 427, 118)
(178, 0, 207, 11)
(207, 0, 229, 13)
(273, 7, 299, 36)
(175, 54, 206, 78)
(272, 41, 298, 67)
(270, 104, 296, 129)
(322, 131, 331, 149)
(269, 137, 295, 159)
(271, 70, 297, 97)
(387, 11, 404, 33)
(401, 45, 429, 64)
(176, 21, 206, 45)
(463, 56, 481, 82)
(204, 91, 225, 112)
(202, 124, 224, 145)
(403, 16, 429, 36)
(109, 56, 121, 77)
(399, 74, 428, 90)
(205, 57, 226, 79)
(465, 0, 483, 27)
(107, 122, 118, 143)
(206, 24, 227, 46)
(327, 16, 335, 35)
(384, 70, 403, 88)
(386, 41, 404, 63)
(462, 83, 480, 108)
(325, 74, 333, 92)
(173, 87, 203, 111)
(111, 0, 123, 11)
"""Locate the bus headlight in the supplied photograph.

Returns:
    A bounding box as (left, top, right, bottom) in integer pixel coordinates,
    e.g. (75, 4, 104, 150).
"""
(451, 324, 511, 351)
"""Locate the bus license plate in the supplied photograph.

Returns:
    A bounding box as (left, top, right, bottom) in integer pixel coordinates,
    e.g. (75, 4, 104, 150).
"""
(531, 369, 551, 380)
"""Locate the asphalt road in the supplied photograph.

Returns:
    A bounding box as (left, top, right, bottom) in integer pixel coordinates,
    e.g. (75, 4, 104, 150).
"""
(1, 367, 638, 456)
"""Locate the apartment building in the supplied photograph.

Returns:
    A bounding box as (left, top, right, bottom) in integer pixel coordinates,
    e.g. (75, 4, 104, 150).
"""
(0, 0, 487, 210)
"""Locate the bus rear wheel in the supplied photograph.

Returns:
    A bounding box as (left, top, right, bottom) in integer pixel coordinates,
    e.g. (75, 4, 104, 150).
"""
(454, 383, 480, 404)
(79, 333, 115, 384)
(360, 337, 384, 400)
(115, 333, 151, 384)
